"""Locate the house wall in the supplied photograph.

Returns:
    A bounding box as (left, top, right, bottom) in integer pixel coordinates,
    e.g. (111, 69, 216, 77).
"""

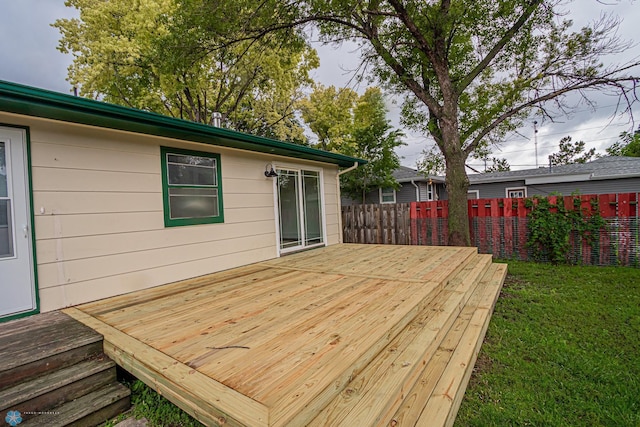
(341, 190, 379, 206)
(527, 177, 640, 196)
(396, 183, 417, 203)
(468, 180, 527, 198)
(0, 112, 341, 312)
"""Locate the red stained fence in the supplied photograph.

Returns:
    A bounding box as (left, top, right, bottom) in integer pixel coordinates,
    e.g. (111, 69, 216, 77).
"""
(342, 193, 640, 267)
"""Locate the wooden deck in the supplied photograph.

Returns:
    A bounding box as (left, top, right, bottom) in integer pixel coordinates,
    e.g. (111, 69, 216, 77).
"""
(64, 244, 506, 427)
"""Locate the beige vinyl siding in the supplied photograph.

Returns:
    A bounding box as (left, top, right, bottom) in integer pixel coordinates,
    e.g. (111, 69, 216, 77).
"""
(0, 112, 341, 311)
(323, 168, 341, 245)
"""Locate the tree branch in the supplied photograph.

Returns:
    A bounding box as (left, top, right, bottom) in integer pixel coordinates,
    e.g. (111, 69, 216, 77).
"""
(464, 73, 639, 156)
(457, 0, 543, 94)
(386, 0, 437, 63)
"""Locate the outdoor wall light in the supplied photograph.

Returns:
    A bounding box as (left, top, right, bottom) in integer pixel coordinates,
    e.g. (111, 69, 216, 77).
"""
(264, 163, 278, 178)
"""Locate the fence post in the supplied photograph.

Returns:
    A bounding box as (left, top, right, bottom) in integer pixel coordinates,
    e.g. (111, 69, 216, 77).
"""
(598, 194, 616, 265)
(618, 193, 633, 265)
(468, 199, 476, 248)
(410, 202, 418, 245)
(502, 198, 514, 259)
(516, 198, 528, 260)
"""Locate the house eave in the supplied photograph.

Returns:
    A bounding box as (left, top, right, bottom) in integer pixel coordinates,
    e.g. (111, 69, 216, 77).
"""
(397, 177, 445, 184)
(589, 173, 640, 180)
(0, 80, 367, 168)
(525, 173, 592, 185)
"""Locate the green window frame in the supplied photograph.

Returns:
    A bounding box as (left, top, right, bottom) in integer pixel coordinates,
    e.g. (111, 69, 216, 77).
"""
(160, 147, 224, 227)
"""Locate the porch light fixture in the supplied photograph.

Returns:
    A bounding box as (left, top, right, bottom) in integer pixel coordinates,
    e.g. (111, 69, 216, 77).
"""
(264, 163, 278, 178)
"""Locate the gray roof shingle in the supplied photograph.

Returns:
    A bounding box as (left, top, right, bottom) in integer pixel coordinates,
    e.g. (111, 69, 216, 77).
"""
(393, 166, 444, 182)
(467, 156, 640, 183)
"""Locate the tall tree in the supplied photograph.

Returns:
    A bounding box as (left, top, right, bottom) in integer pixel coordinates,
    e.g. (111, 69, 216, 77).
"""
(549, 136, 597, 165)
(300, 86, 405, 201)
(340, 88, 405, 203)
(54, 0, 318, 142)
(229, 0, 639, 245)
(298, 85, 358, 151)
(606, 125, 640, 157)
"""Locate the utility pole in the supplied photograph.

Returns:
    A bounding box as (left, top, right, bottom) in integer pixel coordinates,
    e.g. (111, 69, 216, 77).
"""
(533, 121, 539, 168)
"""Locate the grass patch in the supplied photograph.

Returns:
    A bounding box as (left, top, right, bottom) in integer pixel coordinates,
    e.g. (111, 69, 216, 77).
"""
(106, 371, 200, 427)
(128, 380, 201, 427)
(455, 261, 640, 427)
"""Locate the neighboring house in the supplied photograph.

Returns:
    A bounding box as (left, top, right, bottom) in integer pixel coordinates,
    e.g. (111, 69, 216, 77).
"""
(467, 156, 640, 199)
(342, 156, 640, 207)
(0, 80, 365, 322)
(342, 165, 445, 205)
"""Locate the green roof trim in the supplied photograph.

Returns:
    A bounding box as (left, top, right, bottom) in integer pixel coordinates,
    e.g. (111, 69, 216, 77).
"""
(0, 80, 366, 168)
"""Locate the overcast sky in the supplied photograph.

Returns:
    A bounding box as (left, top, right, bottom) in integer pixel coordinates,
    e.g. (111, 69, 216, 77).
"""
(1, 0, 638, 171)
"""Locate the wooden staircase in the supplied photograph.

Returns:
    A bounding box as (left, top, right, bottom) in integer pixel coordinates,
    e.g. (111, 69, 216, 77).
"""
(0, 311, 131, 426)
(308, 253, 507, 427)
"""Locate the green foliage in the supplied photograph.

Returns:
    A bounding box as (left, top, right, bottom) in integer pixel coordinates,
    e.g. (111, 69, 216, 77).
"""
(606, 125, 640, 157)
(340, 88, 405, 203)
(54, 0, 318, 142)
(549, 136, 597, 166)
(456, 261, 640, 426)
(525, 195, 606, 264)
(298, 84, 358, 151)
(484, 157, 511, 172)
(129, 380, 200, 427)
(300, 86, 404, 203)
(416, 145, 446, 176)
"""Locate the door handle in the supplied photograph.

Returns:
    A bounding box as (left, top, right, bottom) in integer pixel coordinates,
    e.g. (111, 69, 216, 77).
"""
(23, 225, 28, 238)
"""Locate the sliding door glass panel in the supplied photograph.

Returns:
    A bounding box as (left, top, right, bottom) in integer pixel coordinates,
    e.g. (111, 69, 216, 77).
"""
(0, 200, 12, 258)
(278, 169, 302, 250)
(303, 171, 323, 246)
(0, 142, 6, 198)
(0, 142, 13, 258)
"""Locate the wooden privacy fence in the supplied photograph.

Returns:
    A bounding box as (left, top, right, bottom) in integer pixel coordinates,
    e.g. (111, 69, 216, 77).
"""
(341, 203, 412, 245)
(342, 193, 640, 267)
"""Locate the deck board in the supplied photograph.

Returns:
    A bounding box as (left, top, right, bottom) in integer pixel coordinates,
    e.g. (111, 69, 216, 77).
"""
(66, 244, 504, 427)
(305, 254, 493, 427)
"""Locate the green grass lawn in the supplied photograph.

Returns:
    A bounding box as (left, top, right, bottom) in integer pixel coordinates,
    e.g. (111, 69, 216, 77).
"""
(455, 261, 640, 427)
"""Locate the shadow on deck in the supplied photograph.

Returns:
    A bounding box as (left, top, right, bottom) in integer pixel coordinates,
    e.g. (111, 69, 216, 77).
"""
(64, 244, 507, 427)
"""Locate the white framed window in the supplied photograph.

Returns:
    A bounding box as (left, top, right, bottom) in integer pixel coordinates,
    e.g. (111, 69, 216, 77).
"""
(379, 187, 396, 204)
(426, 183, 435, 201)
(467, 190, 480, 199)
(506, 187, 527, 198)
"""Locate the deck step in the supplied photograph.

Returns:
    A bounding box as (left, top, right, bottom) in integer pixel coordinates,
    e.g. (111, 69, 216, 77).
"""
(308, 254, 494, 426)
(0, 357, 116, 414)
(270, 248, 482, 427)
(20, 382, 131, 427)
(0, 311, 103, 390)
(390, 263, 507, 426)
(0, 311, 131, 426)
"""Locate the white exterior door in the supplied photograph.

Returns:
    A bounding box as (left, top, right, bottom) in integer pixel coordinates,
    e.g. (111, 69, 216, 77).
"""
(0, 127, 36, 318)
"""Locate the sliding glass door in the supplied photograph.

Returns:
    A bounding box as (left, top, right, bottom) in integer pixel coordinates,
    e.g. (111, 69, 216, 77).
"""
(277, 168, 324, 253)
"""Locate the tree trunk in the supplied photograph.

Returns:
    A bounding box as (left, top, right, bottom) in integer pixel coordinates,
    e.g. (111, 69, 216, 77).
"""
(440, 116, 471, 246)
(445, 148, 470, 246)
